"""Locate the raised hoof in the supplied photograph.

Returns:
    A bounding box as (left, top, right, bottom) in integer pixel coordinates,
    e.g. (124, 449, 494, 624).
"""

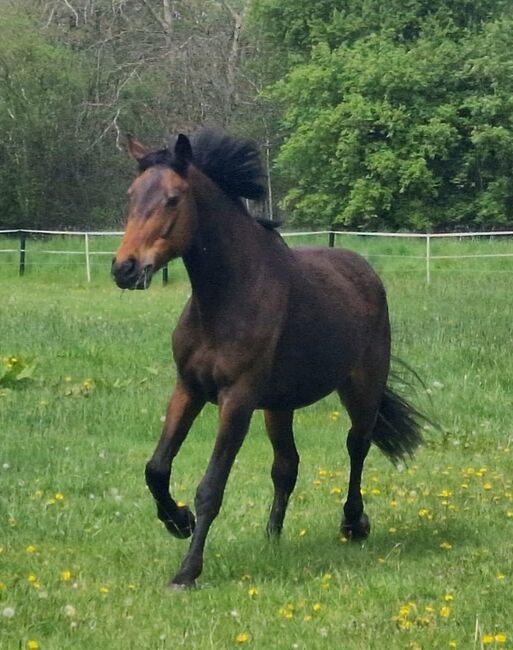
(341, 513, 371, 541)
(158, 504, 196, 539)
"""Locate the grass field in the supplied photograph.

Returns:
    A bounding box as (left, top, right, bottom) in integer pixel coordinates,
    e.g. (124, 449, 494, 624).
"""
(1, 236, 513, 649)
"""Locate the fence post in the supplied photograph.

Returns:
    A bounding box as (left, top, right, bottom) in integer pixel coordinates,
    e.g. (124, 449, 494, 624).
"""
(162, 264, 169, 286)
(19, 233, 26, 276)
(328, 230, 336, 247)
(84, 233, 91, 282)
(426, 234, 431, 285)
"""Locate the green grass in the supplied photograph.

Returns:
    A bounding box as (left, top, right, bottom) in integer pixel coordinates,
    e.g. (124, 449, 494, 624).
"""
(1, 240, 513, 649)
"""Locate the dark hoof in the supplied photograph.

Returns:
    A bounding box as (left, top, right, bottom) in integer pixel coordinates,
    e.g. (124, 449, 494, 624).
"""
(158, 504, 196, 539)
(341, 513, 371, 541)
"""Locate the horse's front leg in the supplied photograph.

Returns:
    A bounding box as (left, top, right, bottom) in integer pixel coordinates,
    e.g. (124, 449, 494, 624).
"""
(145, 380, 205, 539)
(169, 388, 254, 588)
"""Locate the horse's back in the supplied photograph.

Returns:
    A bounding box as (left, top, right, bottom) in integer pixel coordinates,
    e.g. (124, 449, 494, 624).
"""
(291, 246, 386, 306)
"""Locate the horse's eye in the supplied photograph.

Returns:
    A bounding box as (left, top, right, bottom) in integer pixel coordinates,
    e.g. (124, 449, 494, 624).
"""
(166, 195, 179, 209)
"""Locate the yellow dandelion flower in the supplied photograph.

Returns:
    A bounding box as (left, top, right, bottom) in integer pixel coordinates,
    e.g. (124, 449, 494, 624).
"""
(27, 574, 37, 584)
(444, 593, 454, 602)
(390, 499, 398, 507)
(312, 603, 321, 612)
(438, 489, 452, 498)
(370, 488, 381, 496)
(440, 606, 451, 618)
(495, 634, 507, 644)
(482, 635, 494, 645)
(496, 573, 505, 581)
(277, 604, 294, 619)
(26, 641, 39, 650)
(483, 482, 493, 491)
(507, 511, 513, 518)
(449, 642, 458, 648)
(399, 604, 412, 617)
(330, 487, 342, 495)
(176, 500, 186, 507)
(318, 469, 328, 477)
(329, 411, 340, 421)
(439, 541, 453, 550)
(418, 507, 432, 519)
(247, 587, 258, 598)
(60, 570, 72, 582)
(54, 492, 64, 501)
(99, 586, 109, 594)
(25, 545, 37, 554)
(235, 632, 251, 644)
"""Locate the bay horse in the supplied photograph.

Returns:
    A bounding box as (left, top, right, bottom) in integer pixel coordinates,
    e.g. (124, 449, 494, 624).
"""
(112, 129, 424, 588)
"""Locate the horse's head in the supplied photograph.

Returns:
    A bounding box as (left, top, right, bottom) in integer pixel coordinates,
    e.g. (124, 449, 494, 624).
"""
(112, 134, 197, 290)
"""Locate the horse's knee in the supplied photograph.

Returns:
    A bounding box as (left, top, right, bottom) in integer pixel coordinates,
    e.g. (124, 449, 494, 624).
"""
(145, 460, 169, 497)
(194, 481, 223, 520)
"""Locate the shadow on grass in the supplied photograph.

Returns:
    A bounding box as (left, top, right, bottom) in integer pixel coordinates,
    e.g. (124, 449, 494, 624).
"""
(200, 514, 484, 587)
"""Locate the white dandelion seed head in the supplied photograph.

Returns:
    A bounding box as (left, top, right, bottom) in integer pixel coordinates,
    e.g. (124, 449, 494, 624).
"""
(63, 604, 76, 618)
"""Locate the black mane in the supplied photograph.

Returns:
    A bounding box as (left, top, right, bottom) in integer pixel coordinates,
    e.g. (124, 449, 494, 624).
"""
(138, 129, 266, 201)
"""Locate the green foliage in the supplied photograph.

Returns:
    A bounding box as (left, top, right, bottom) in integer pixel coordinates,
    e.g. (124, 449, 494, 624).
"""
(0, 5, 133, 230)
(255, 1, 513, 230)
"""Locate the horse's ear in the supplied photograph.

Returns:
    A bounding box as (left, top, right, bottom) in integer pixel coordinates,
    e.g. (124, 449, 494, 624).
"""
(127, 135, 150, 162)
(174, 134, 193, 169)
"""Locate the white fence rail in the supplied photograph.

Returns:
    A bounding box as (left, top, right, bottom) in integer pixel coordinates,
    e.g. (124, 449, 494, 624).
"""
(1, 228, 513, 284)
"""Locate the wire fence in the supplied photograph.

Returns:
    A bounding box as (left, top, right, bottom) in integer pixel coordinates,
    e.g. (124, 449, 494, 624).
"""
(1, 228, 513, 284)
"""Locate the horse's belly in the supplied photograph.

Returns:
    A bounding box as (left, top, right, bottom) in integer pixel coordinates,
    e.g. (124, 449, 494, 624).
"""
(258, 359, 346, 410)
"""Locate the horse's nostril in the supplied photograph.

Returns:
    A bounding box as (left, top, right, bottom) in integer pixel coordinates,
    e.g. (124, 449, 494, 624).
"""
(123, 256, 137, 274)
(112, 255, 139, 288)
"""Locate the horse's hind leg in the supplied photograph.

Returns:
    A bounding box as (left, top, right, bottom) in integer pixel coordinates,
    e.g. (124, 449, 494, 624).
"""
(264, 409, 299, 537)
(145, 380, 205, 539)
(338, 373, 384, 540)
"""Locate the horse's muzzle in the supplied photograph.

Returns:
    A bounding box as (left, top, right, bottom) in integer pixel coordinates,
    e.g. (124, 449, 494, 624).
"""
(111, 256, 154, 290)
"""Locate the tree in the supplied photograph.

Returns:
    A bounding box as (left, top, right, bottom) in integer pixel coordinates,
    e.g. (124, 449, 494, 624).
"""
(0, 0, 260, 229)
(0, 5, 97, 229)
(253, 0, 513, 231)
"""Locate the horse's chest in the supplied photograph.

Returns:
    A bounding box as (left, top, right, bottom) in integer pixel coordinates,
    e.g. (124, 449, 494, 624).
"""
(175, 338, 247, 403)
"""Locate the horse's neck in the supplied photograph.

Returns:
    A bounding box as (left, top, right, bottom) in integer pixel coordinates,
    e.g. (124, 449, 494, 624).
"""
(183, 181, 283, 315)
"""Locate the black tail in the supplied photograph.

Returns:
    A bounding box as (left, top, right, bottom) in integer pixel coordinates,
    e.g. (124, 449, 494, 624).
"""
(371, 387, 426, 464)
